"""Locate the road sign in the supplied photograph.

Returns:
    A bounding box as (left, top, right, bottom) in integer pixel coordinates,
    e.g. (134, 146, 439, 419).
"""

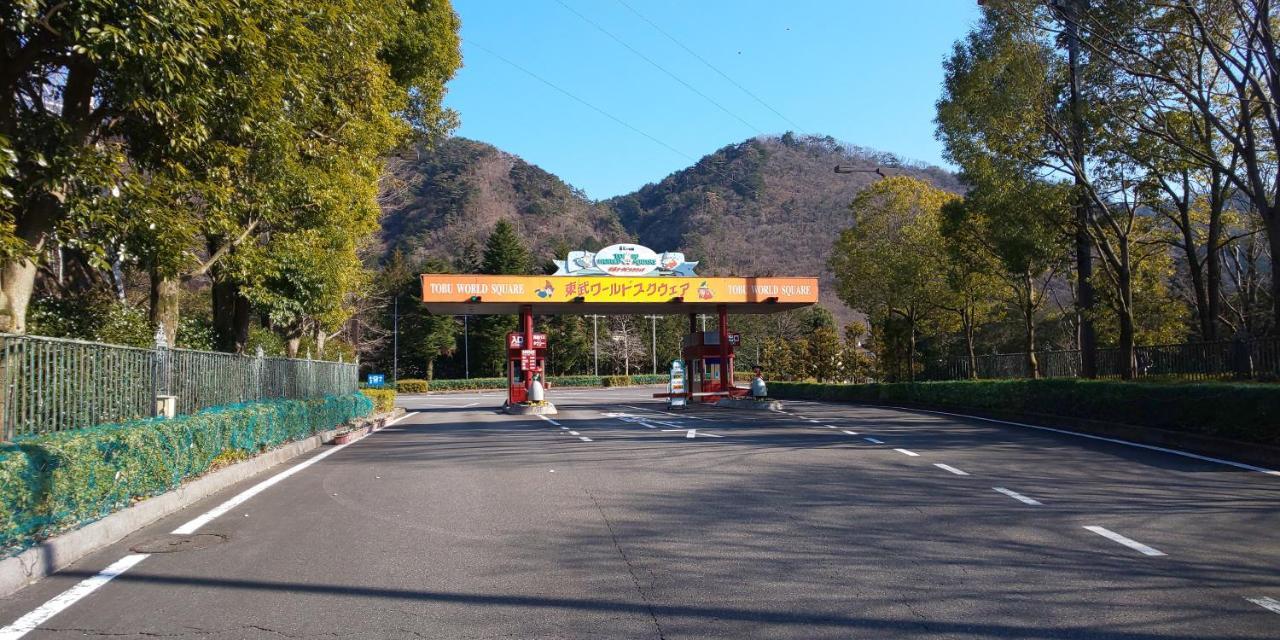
(366, 374, 385, 387)
(508, 333, 548, 349)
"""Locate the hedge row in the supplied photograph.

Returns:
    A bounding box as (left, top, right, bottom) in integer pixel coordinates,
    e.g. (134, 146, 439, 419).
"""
(362, 388, 397, 413)
(405, 374, 669, 392)
(0, 392, 373, 554)
(769, 379, 1280, 446)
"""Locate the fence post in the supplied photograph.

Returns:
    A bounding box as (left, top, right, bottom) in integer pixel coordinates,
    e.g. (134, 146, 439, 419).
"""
(254, 346, 264, 401)
(151, 324, 166, 418)
(1231, 333, 1254, 380)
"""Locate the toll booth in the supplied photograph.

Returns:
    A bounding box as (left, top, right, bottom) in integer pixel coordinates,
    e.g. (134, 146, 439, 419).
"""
(505, 316, 547, 405)
(681, 309, 747, 403)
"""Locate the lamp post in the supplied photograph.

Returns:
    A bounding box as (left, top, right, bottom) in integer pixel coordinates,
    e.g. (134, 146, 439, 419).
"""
(587, 314, 604, 376)
(644, 315, 661, 374)
(462, 315, 469, 379)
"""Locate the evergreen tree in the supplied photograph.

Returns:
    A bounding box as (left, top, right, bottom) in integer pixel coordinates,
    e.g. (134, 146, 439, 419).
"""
(473, 221, 532, 376)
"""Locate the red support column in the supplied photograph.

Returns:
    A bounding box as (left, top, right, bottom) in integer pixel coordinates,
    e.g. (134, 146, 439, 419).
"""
(521, 305, 534, 392)
(718, 304, 731, 390)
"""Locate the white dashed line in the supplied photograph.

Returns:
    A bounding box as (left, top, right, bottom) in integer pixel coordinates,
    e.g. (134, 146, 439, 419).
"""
(993, 487, 1042, 505)
(578, 436, 593, 442)
(568, 431, 581, 436)
(1083, 526, 1166, 556)
(807, 420, 821, 424)
(1246, 596, 1280, 615)
(537, 415, 561, 427)
(841, 430, 859, 436)
(560, 426, 569, 430)
(0, 553, 150, 639)
(894, 448, 920, 457)
(865, 437, 884, 444)
(934, 463, 969, 476)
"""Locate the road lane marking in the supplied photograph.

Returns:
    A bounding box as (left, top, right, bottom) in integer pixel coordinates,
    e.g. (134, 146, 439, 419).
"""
(865, 437, 884, 444)
(993, 487, 1042, 505)
(0, 554, 150, 639)
(894, 448, 920, 457)
(825, 425, 838, 429)
(934, 463, 969, 475)
(568, 431, 581, 436)
(172, 411, 412, 535)
(1246, 596, 1280, 614)
(560, 426, 569, 430)
(807, 419, 821, 424)
(1083, 526, 1166, 556)
(841, 430, 859, 436)
(660, 428, 724, 439)
(875, 405, 1280, 477)
(621, 405, 712, 421)
(578, 436, 593, 442)
(537, 415, 561, 427)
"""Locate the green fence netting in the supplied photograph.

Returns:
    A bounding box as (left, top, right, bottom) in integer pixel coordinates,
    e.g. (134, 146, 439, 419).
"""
(0, 392, 372, 555)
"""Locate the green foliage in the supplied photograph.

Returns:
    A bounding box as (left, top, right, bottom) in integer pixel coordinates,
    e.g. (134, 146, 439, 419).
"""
(28, 294, 152, 348)
(770, 380, 1280, 446)
(0, 393, 371, 553)
(395, 379, 429, 394)
(360, 389, 397, 413)
(602, 375, 633, 387)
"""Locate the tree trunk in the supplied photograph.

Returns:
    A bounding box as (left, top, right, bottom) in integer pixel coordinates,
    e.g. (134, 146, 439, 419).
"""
(285, 336, 301, 359)
(962, 309, 977, 380)
(314, 323, 327, 359)
(1118, 261, 1137, 380)
(149, 270, 181, 346)
(906, 313, 917, 383)
(426, 357, 435, 381)
(1178, 205, 1213, 341)
(211, 279, 251, 353)
(1023, 272, 1040, 379)
(0, 201, 54, 334)
(1267, 212, 1280, 334)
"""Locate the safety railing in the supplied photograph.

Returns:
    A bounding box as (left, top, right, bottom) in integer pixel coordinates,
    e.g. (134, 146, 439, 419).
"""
(0, 333, 358, 439)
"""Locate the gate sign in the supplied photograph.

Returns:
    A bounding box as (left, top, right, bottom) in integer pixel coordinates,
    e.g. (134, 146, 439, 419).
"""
(520, 349, 538, 372)
(668, 359, 686, 408)
(552, 244, 699, 277)
(366, 373, 385, 387)
(508, 333, 548, 349)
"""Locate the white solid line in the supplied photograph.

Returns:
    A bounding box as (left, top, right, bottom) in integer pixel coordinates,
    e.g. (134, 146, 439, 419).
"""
(560, 426, 569, 430)
(1246, 596, 1280, 615)
(894, 448, 920, 457)
(170, 412, 409, 535)
(993, 487, 1042, 505)
(807, 420, 820, 424)
(1083, 526, 1166, 556)
(865, 437, 884, 444)
(824, 424, 839, 429)
(881, 405, 1280, 478)
(537, 415, 561, 426)
(578, 436, 593, 442)
(841, 430, 859, 435)
(568, 431, 580, 436)
(934, 463, 969, 476)
(686, 429, 696, 439)
(0, 553, 150, 639)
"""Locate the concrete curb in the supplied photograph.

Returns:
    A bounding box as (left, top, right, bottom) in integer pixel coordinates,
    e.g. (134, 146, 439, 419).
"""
(715, 397, 783, 412)
(0, 407, 405, 599)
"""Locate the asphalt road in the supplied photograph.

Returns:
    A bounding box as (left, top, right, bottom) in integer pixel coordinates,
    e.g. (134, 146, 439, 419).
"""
(1, 386, 1278, 639)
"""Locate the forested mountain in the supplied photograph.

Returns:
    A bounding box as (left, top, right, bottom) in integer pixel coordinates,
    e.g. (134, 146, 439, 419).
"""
(379, 133, 961, 325)
(379, 137, 624, 269)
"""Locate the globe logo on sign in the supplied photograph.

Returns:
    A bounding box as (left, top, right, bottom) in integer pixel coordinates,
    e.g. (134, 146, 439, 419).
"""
(593, 244, 660, 276)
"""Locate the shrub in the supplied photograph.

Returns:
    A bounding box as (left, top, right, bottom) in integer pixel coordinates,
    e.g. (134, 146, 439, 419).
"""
(770, 379, 1280, 446)
(0, 393, 371, 555)
(602, 375, 633, 387)
(361, 389, 397, 413)
(396, 379, 429, 393)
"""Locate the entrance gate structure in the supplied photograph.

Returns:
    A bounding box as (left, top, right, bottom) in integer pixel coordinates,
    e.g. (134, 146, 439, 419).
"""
(420, 246, 818, 414)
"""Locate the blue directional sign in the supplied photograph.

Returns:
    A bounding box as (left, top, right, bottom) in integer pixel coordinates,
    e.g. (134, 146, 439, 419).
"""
(366, 373, 386, 387)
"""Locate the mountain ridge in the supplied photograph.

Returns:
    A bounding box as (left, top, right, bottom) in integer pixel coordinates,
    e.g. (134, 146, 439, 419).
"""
(378, 133, 962, 326)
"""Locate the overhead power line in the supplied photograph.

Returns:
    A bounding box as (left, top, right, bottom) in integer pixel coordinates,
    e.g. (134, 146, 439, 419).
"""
(553, 0, 764, 135)
(615, 0, 806, 133)
(465, 39, 696, 163)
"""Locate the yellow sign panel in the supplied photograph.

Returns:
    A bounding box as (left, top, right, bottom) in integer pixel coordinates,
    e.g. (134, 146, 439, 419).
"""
(420, 275, 818, 305)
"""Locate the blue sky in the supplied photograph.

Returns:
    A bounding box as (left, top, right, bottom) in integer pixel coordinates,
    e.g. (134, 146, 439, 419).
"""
(445, 0, 982, 200)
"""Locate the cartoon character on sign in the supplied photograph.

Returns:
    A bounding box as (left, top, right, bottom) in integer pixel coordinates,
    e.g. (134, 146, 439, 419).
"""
(535, 281, 555, 298)
(697, 281, 713, 300)
(659, 253, 680, 271)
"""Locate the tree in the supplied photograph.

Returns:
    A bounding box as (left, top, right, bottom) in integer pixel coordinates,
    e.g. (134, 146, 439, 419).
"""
(941, 167, 1070, 378)
(1, 1, 236, 333)
(472, 221, 531, 376)
(830, 176, 957, 381)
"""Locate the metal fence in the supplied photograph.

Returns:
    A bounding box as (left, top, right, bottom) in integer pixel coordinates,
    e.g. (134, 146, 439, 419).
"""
(0, 333, 359, 440)
(934, 337, 1280, 382)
